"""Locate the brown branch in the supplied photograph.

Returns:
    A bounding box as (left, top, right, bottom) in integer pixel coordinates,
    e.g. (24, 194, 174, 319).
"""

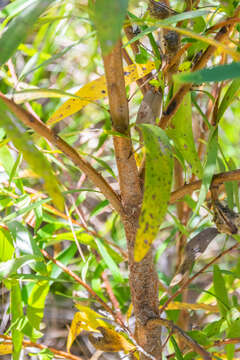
(0, 92, 123, 216)
(124, 20, 152, 94)
(40, 249, 128, 332)
(146, 318, 212, 360)
(159, 6, 240, 129)
(102, 41, 160, 360)
(211, 338, 240, 347)
(159, 242, 240, 315)
(170, 169, 240, 204)
(0, 334, 83, 360)
(101, 271, 124, 323)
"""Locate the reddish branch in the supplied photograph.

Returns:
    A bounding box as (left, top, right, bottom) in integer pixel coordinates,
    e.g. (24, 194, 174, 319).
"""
(159, 5, 240, 129)
(0, 92, 123, 216)
(102, 41, 161, 359)
(40, 249, 127, 331)
(159, 242, 240, 315)
(0, 334, 83, 360)
(170, 169, 240, 204)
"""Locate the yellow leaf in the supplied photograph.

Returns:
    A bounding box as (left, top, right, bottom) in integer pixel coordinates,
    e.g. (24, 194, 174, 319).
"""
(165, 301, 219, 312)
(67, 306, 107, 352)
(48, 61, 155, 125)
(0, 343, 12, 355)
(88, 326, 135, 353)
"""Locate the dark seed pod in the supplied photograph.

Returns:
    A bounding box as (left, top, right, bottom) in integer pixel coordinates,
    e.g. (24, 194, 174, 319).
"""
(148, 0, 178, 20)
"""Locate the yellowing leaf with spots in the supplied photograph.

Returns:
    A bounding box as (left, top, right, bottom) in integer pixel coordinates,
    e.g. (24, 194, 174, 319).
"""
(166, 85, 203, 178)
(67, 305, 107, 352)
(88, 326, 135, 353)
(48, 61, 155, 125)
(134, 124, 173, 262)
(0, 343, 12, 355)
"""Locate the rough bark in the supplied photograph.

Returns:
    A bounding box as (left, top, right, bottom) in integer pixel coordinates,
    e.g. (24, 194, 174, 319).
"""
(103, 41, 161, 359)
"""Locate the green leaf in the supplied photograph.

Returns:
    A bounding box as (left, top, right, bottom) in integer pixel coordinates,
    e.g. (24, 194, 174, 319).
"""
(0, 0, 56, 66)
(0, 98, 64, 211)
(213, 265, 230, 318)
(93, 0, 129, 54)
(170, 336, 184, 360)
(0, 0, 35, 19)
(124, 9, 210, 47)
(0, 255, 41, 280)
(95, 238, 124, 283)
(50, 244, 77, 281)
(27, 281, 50, 330)
(134, 124, 173, 262)
(8, 221, 43, 258)
(226, 343, 235, 360)
(0, 145, 15, 175)
(217, 79, 240, 123)
(90, 199, 109, 218)
(135, 46, 149, 64)
(187, 330, 211, 346)
(189, 127, 218, 223)
(175, 62, 240, 85)
(11, 281, 24, 360)
(0, 228, 14, 261)
(166, 85, 203, 178)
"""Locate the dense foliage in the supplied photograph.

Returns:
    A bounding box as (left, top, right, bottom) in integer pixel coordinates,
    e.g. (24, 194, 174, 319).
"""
(0, 0, 240, 359)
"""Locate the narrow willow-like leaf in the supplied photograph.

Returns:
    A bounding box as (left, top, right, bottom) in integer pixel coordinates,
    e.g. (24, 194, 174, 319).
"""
(134, 124, 173, 262)
(124, 9, 210, 46)
(0, 99, 64, 211)
(48, 61, 155, 125)
(27, 281, 50, 330)
(0, 0, 56, 66)
(0, 228, 14, 261)
(95, 238, 124, 282)
(167, 87, 203, 178)
(189, 127, 218, 223)
(213, 265, 230, 318)
(93, 0, 129, 54)
(217, 78, 240, 122)
(11, 281, 24, 360)
(0, 255, 40, 280)
(175, 62, 240, 84)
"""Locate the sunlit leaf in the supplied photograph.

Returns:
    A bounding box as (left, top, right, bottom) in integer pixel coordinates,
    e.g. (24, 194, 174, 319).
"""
(0, 343, 12, 355)
(175, 62, 240, 84)
(27, 281, 50, 330)
(12, 88, 86, 104)
(11, 281, 24, 360)
(88, 326, 135, 352)
(217, 78, 240, 122)
(0, 227, 14, 261)
(0, 0, 56, 66)
(95, 238, 124, 282)
(48, 61, 155, 125)
(167, 85, 203, 178)
(67, 306, 106, 352)
(213, 265, 230, 318)
(0, 255, 40, 280)
(134, 124, 173, 262)
(0, 98, 64, 211)
(93, 0, 129, 54)
(189, 127, 218, 222)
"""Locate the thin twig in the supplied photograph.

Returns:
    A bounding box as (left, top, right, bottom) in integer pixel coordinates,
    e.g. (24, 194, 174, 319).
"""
(170, 169, 240, 204)
(146, 318, 212, 360)
(159, 5, 240, 129)
(0, 92, 123, 216)
(159, 242, 240, 315)
(101, 271, 124, 323)
(40, 249, 128, 333)
(0, 334, 83, 360)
